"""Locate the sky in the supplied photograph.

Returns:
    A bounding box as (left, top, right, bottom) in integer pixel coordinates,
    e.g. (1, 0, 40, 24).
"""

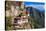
(24, 2, 45, 12)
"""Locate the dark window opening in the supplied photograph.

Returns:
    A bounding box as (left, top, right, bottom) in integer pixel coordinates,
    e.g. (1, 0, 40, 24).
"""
(14, 18, 18, 23)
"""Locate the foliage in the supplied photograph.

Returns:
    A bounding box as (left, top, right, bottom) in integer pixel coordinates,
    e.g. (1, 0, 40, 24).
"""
(19, 7, 23, 11)
(6, 16, 13, 30)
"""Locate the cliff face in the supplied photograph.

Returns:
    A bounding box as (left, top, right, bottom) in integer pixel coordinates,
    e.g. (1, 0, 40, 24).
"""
(32, 7, 45, 28)
(26, 7, 45, 28)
